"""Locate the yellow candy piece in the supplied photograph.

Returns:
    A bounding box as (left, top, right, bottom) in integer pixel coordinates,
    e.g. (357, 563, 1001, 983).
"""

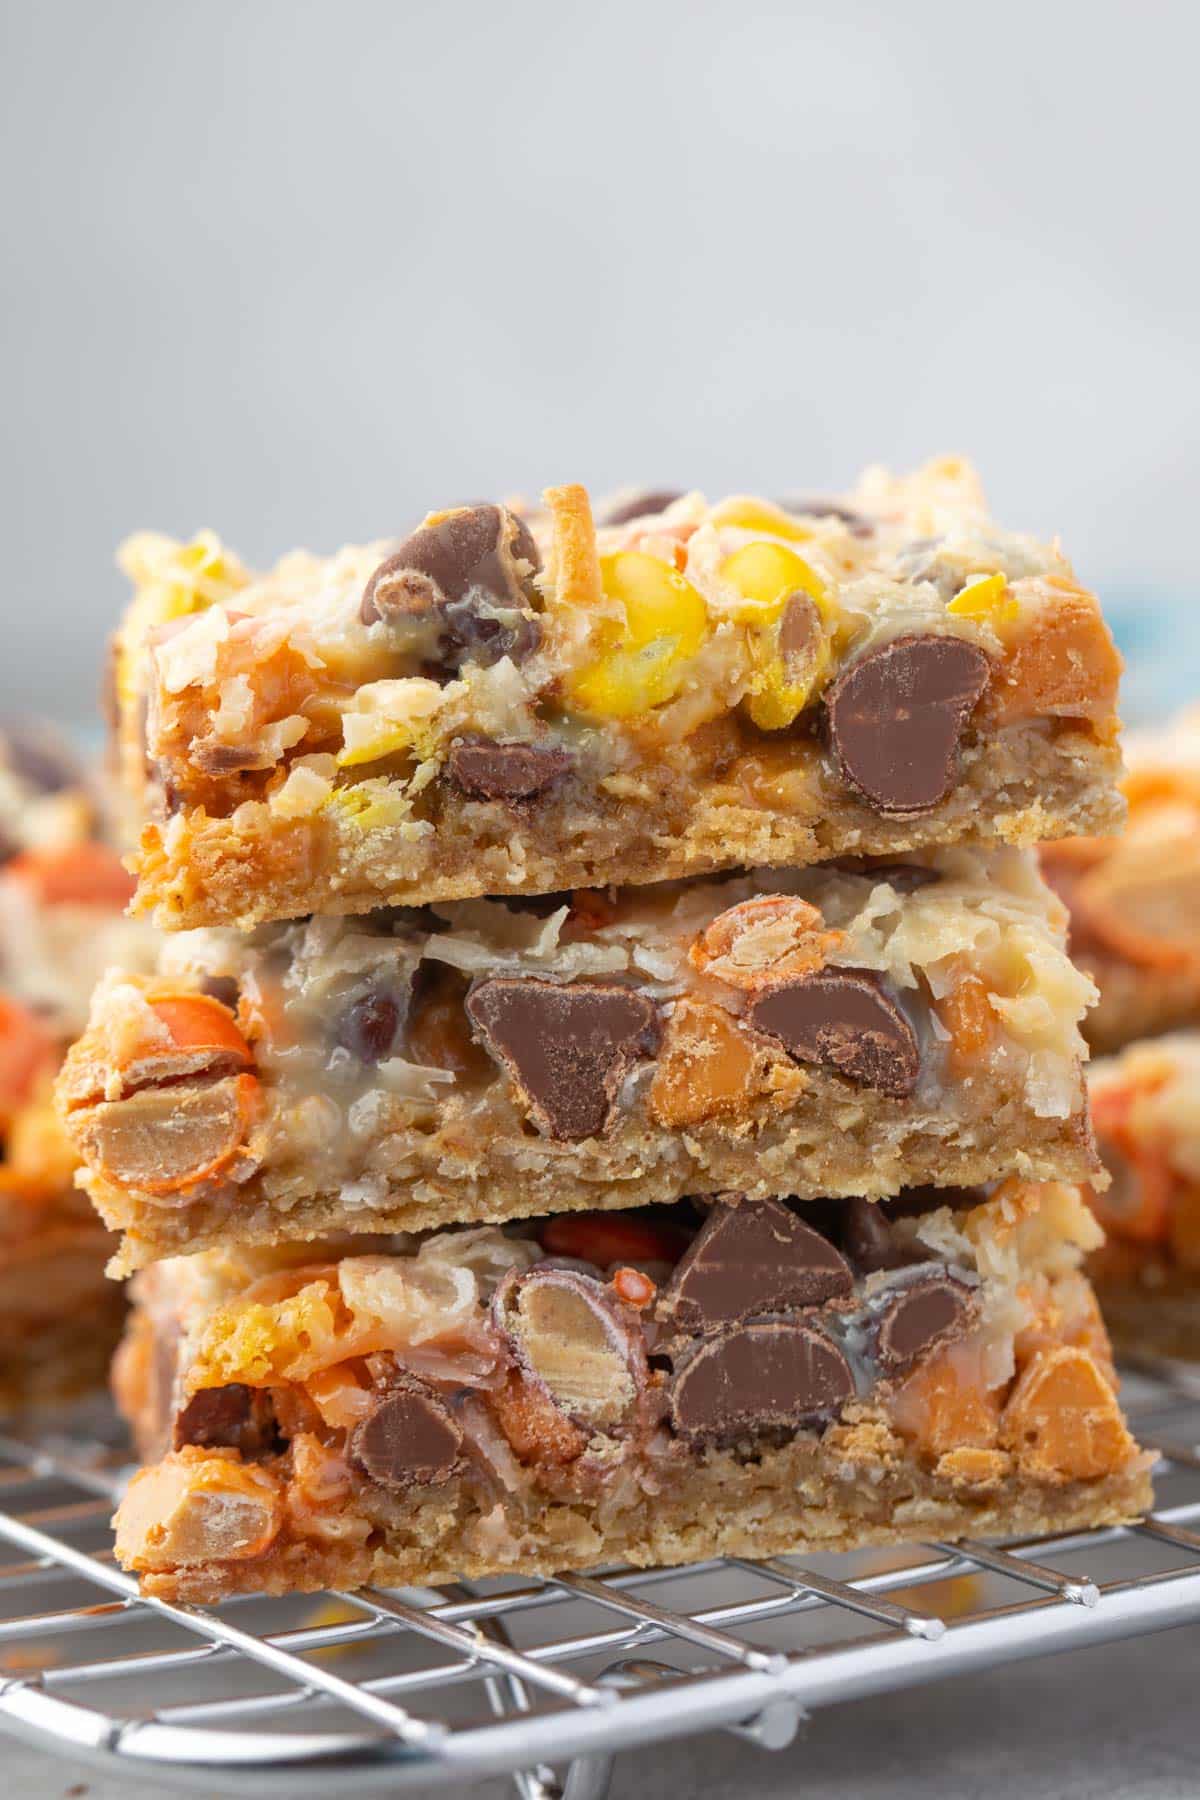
(567, 552, 708, 720)
(711, 497, 815, 543)
(336, 724, 416, 768)
(720, 543, 836, 730)
(947, 573, 1019, 627)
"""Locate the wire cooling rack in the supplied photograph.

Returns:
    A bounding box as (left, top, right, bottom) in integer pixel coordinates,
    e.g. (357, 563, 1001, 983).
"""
(1, 1366, 1199, 1799)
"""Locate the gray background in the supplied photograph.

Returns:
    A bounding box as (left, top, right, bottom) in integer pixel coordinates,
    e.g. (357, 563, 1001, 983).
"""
(2, 0, 1199, 724)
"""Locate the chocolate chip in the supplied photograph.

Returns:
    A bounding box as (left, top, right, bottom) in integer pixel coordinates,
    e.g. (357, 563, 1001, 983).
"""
(349, 1378, 463, 1491)
(447, 738, 574, 804)
(336, 980, 411, 1064)
(199, 975, 241, 1011)
(599, 488, 684, 526)
(466, 978, 660, 1140)
(774, 497, 874, 538)
(825, 634, 990, 813)
(660, 1197, 852, 1333)
(841, 1198, 914, 1273)
(361, 503, 542, 672)
(668, 1320, 854, 1444)
(748, 968, 919, 1098)
(874, 1276, 975, 1374)
(173, 1384, 279, 1456)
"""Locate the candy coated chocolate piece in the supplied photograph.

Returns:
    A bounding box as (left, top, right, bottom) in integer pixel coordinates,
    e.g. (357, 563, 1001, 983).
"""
(875, 1275, 975, 1373)
(361, 503, 542, 669)
(599, 488, 684, 526)
(173, 1383, 278, 1456)
(466, 978, 660, 1140)
(350, 1379, 463, 1491)
(494, 1265, 645, 1430)
(826, 634, 990, 813)
(748, 968, 919, 1098)
(660, 1197, 852, 1332)
(668, 1319, 854, 1444)
(447, 738, 574, 803)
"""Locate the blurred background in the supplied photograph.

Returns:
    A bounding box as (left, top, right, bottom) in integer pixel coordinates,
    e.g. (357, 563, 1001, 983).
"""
(2, 0, 1197, 724)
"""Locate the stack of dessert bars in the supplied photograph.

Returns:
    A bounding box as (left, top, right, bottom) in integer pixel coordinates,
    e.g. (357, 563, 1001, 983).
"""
(57, 460, 1153, 1604)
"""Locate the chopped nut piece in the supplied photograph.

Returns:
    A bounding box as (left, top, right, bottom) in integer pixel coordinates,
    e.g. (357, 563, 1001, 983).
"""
(689, 895, 842, 990)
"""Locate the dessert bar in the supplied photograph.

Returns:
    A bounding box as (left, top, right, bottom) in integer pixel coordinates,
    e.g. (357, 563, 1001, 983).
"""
(112, 459, 1124, 930)
(0, 725, 153, 1401)
(58, 848, 1102, 1272)
(1087, 1033, 1200, 1357)
(1042, 707, 1200, 1053)
(110, 1185, 1150, 1603)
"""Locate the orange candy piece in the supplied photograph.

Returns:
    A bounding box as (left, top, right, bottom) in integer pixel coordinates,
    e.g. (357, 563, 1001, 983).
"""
(7, 841, 135, 910)
(539, 1212, 690, 1268)
(0, 997, 57, 1127)
(150, 994, 255, 1067)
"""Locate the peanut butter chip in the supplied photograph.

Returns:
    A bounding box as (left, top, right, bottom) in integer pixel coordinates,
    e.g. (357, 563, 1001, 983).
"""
(350, 1379, 463, 1492)
(466, 978, 661, 1140)
(668, 1320, 854, 1445)
(748, 968, 919, 1098)
(660, 1197, 852, 1333)
(826, 634, 990, 813)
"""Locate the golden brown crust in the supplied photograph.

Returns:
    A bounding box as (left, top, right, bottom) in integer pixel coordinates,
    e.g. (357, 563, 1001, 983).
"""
(126, 1422, 1152, 1605)
(134, 724, 1123, 931)
(86, 1070, 1098, 1276)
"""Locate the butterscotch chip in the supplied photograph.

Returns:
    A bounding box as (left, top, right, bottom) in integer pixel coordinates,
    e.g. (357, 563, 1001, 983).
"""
(1001, 1346, 1137, 1481)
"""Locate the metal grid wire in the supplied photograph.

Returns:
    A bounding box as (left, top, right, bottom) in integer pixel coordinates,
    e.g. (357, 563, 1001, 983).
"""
(1, 1365, 1200, 1798)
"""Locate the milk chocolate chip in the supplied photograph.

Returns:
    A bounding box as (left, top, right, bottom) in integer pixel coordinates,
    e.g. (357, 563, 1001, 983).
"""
(361, 503, 542, 671)
(826, 634, 990, 813)
(660, 1197, 852, 1333)
(447, 738, 573, 804)
(748, 968, 919, 1098)
(466, 978, 660, 1139)
(350, 1378, 463, 1491)
(668, 1320, 854, 1444)
(875, 1275, 975, 1374)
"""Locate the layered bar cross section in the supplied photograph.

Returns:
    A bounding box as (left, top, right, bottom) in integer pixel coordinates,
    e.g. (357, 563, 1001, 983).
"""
(110, 1184, 1150, 1603)
(57, 848, 1101, 1272)
(113, 459, 1124, 930)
